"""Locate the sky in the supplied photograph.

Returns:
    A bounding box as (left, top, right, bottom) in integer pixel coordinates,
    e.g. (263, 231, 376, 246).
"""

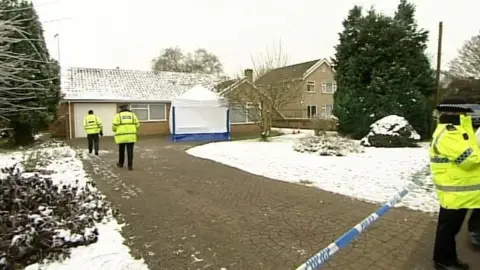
(33, 0, 479, 77)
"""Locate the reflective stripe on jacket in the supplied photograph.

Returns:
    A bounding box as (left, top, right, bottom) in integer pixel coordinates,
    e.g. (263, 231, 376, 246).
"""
(83, 114, 102, 134)
(429, 115, 480, 209)
(112, 111, 140, 144)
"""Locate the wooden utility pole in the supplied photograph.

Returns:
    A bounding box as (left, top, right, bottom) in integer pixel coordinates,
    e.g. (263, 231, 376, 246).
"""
(435, 21, 443, 105)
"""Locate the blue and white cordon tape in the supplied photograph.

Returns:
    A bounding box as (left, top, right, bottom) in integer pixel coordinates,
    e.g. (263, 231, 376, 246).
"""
(295, 183, 417, 270)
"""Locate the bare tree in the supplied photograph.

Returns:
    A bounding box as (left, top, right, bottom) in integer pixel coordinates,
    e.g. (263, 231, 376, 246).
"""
(227, 42, 303, 137)
(449, 31, 480, 79)
(151, 47, 224, 75)
(151, 46, 185, 73)
(185, 48, 223, 75)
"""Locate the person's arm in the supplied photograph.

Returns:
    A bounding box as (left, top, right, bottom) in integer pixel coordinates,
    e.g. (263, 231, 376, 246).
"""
(133, 113, 140, 129)
(82, 116, 87, 128)
(436, 129, 480, 171)
(96, 116, 103, 136)
(96, 116, 103, 129)
(112, 114, 118, 132)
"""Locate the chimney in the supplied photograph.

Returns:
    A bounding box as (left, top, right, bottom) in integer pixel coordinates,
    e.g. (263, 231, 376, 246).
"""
(244, 69, 253, 82)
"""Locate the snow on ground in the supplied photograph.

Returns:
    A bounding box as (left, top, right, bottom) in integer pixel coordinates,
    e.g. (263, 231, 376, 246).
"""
(0, 143, 149, 270)
(187, 133, 439, 213)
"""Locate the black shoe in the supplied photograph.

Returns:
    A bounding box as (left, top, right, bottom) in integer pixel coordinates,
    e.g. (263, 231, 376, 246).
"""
(435, 259, 469, 270)
(116, 163, 123, 168)
(128, 166, 133, 171)
(95, 152, 99, 156)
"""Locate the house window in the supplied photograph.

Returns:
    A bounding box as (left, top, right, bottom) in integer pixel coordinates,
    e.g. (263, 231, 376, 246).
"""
(129, 104, 166, 121)
(322, 82, 337, 94)
(322, 104, 333, 115)
(306, 81, 315, 92)
(307, 105, 317, 118)
(229, 102, 260, 124)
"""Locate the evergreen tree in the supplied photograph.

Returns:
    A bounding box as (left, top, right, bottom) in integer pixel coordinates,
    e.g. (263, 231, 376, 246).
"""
(0, 0, 61, 145)
(332, 1, 435, 139)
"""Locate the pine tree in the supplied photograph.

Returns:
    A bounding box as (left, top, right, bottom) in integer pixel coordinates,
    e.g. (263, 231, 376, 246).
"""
(333, 1, 435, 139)
(331, 5, 366, 137)
(0, 0, 62, 145)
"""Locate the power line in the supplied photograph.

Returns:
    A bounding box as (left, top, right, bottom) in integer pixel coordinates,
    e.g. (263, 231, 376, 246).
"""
(42, 17, 71, 24)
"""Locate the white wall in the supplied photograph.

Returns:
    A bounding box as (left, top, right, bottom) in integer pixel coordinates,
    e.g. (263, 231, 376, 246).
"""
(74, 103, 117, 138)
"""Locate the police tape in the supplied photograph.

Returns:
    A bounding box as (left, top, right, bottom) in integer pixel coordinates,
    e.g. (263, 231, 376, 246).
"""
(294, 187, 412, 270)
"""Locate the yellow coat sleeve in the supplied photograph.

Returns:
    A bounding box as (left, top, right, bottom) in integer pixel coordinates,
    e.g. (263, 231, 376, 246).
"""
(112, 114, 119, 132)
(437, 130, 480, 171)
(133, 113, 140, 129)
(96, 116, 103, 129)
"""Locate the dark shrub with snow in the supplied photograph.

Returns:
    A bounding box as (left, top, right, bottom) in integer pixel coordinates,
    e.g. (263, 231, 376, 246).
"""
(0, 165, 112, 269)
(360, 115, 420, 148)
(293, 134, 364, 156)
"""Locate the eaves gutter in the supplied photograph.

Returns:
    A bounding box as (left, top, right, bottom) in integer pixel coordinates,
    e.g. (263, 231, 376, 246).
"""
(61, 99, 173, 103)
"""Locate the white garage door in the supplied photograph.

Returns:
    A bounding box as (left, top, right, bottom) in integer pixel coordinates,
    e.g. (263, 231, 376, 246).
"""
(74, 103, 117, 138)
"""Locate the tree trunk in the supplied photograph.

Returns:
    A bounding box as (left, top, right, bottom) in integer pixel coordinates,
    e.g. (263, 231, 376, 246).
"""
(11, 121, 35, 146)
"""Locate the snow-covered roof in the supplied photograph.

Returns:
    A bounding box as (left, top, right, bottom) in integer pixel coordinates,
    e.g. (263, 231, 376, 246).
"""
(61, 67, 222, 102)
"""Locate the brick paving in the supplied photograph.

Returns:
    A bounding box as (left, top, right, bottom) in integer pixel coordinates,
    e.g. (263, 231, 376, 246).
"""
(70, 137, 479, 270)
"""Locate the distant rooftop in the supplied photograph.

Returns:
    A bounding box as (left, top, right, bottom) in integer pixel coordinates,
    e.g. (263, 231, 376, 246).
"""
(62, 67, 223, 101)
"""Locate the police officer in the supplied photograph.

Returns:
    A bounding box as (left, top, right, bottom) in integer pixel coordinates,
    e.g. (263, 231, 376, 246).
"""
(112, 105, 140, 171)
(430, 96, 480, 270)
(83, 110, 103, 155)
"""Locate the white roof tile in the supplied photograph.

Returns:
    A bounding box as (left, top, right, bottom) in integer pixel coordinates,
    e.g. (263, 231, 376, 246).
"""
(62, 67, 222, 102)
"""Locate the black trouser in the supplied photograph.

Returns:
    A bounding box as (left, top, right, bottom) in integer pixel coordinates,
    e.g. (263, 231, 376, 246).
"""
(433, 207, 480, 263)
(87, 133, 100, 154)
(118, 143, 134, 168)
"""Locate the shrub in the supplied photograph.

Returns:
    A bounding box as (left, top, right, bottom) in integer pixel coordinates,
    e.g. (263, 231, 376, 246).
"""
(311, 114, 338, 136)
(360, 115, 420, 147)
(293, 134, 364, 156)
(0, 164, 112, 268)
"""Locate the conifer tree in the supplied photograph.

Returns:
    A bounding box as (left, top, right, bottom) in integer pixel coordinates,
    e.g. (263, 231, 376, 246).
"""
(333, 1, 435, 139)
(0, 0, 61, 145)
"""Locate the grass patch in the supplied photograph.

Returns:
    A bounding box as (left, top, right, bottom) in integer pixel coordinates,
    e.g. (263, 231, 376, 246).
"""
(231, 130, 282, 141)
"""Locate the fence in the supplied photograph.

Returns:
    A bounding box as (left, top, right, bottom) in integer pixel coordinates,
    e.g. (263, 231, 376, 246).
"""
(295, 176, 422, 270)
(272, 115, 337, 132)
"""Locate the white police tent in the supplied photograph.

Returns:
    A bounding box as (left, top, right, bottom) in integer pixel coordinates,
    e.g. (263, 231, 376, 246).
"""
(169, 85, 230, 142)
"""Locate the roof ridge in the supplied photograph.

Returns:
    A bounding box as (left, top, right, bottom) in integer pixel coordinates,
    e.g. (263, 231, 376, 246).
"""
(277, 58, 322, 70)
(67, 67, 220, 77)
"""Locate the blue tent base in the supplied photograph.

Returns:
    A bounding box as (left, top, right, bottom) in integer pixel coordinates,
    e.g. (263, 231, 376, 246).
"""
(171, 132, 230, 142)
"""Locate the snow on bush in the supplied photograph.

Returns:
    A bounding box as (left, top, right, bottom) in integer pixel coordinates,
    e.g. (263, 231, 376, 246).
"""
(312, 114, 338, 135)
(0, 141, 113, 269)
(293, 134, 364, 156)
(360, 115, 421, 148)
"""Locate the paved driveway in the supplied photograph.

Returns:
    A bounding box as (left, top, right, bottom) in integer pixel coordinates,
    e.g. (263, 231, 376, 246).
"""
(70, 137, 479, 270)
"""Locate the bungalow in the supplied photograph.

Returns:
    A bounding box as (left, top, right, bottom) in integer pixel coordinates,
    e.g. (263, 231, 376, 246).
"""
(50, 67, 259, 139)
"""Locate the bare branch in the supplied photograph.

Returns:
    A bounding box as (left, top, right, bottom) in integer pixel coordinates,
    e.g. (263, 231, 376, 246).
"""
(226, 41, 303, 134)
(449, 32, 480, 79)
(250, 40, 289, 79)
(0, 14, 54, 125)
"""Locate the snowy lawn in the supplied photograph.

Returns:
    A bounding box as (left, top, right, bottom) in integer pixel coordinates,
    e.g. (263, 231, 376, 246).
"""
(0, 141, 149, 270)
(187, 133, 438, 213)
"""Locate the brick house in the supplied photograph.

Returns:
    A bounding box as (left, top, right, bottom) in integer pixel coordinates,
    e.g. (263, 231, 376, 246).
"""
(217, 58, 336, 121)
(50, 67, 259, 139)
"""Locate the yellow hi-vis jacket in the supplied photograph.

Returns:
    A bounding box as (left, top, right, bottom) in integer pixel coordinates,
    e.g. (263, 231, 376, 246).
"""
(83, 114, 103, 135)
(429, 115, 480, 209)
(112, 111, 140, 144)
